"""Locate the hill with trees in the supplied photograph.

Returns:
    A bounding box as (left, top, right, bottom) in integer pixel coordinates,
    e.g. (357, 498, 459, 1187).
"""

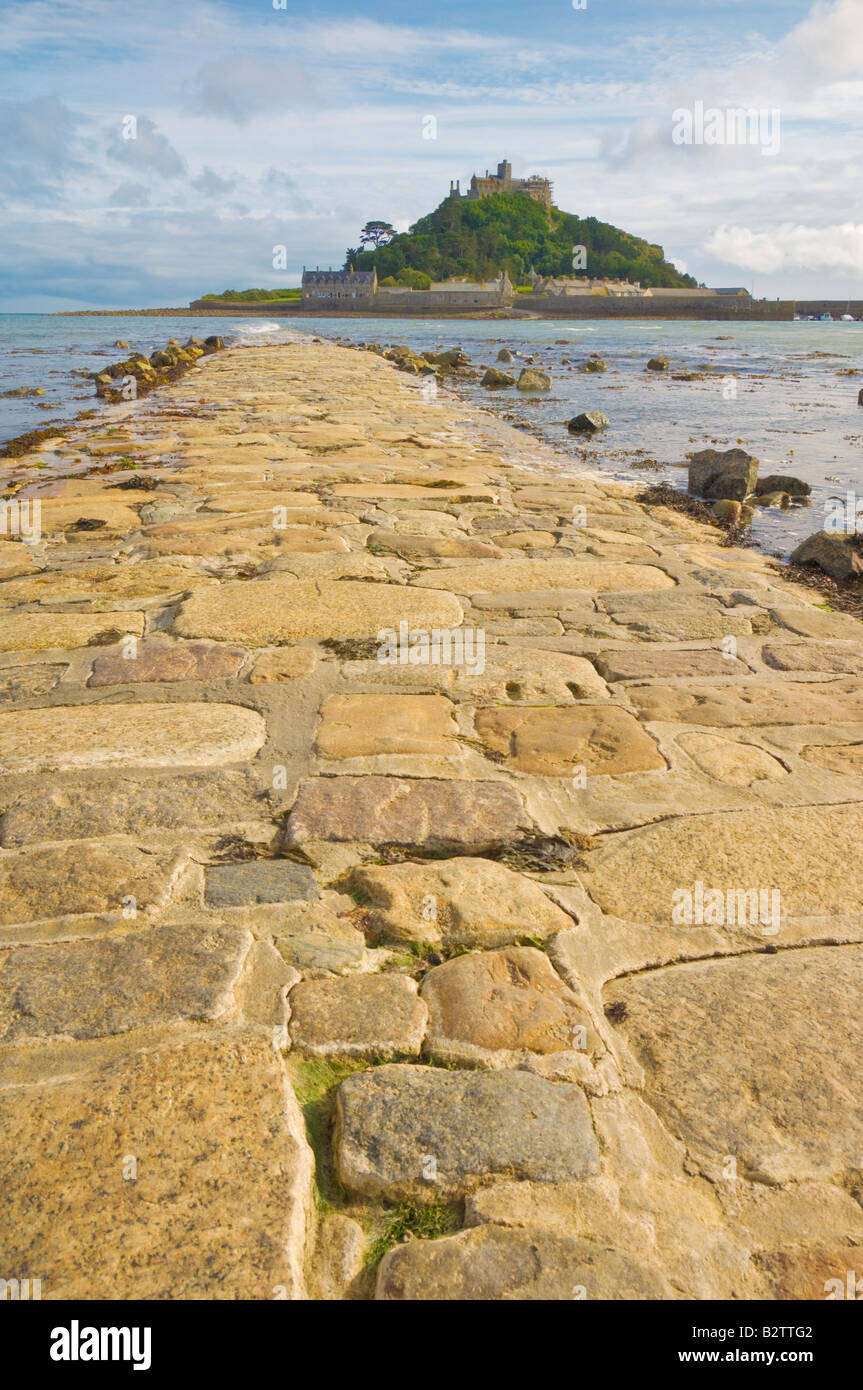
(345, 192, 696, 288)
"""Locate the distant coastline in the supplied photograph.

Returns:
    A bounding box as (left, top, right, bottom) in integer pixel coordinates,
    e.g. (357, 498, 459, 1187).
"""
(49, 298, 861, 321)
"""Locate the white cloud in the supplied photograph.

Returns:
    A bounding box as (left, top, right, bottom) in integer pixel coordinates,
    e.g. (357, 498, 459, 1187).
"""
(781, 0, 863, 82)
(705, 221, 863, 273)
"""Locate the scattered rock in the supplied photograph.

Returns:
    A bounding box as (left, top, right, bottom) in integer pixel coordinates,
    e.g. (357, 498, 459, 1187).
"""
(567, 411, 609, 434)
(688, 448, 758, 502)
(516, 368, 551, 392)
(790, 531, 863, 581)
(425, 349, 469, 369)
(646, 356, 669, 372)
(497, 348, 515, 363)
(712, 499, 742, 524)
(754, 474, 811, 497)
(578, 358, 607, 373)
(481, 368, 515, 388)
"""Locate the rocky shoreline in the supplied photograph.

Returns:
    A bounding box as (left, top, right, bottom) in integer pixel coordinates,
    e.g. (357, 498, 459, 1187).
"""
(1, 339, 862, 1300)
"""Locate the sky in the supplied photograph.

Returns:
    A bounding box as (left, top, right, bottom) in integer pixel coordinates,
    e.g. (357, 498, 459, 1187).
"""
(1, 0, 862, 310)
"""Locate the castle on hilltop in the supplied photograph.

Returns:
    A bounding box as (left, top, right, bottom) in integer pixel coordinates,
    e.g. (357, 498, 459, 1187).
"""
(449, 159, 553, 209)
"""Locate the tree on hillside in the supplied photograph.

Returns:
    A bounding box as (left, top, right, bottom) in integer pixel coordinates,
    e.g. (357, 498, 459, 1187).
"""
(359, 221, 397, 249)
(348, 193, 697, 290)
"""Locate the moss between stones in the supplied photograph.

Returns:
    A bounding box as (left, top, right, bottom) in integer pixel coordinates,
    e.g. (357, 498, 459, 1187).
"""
(320, 637, 381, 661)
(363, 1202, 463, 1270)
(286, 1056, 379, 1212)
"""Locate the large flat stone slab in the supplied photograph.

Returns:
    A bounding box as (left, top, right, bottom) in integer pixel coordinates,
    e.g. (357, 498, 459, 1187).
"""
(0, 560, 217, 604)
(0, 663, 67, 702)
(761, 642, 863, 675)
(289, 974, 427, 1058)
(369, 531, 502, 560)
(604, 946, 863, 1183)
(249, 647, 317, 682)
(286, 777, 529, 848)
(609, 611, 754, 641)
(630, 679, 863, 727)
(376, 1226, 672, 1300)
(315, 694, 457, 759)
(579, 804, 863, 928)
(0, 843, 182, 927)
(0, 771, 273, 846)
(801, 743, 863, 775)
(35, 497, 141, 534)
(676, 732, 787, 787)
(411, 560, 674, 594)
(771, 606, 863, 641)
(335, 1065, 600, 1201)
(204, 860, 319, 907)
(421, 947, 593, 1066)
(0, 923, 250, 1042)
(0, 1034, 314, 1297)
(474, 704, 666, 776)
(595, 648, 749, 681)
(461, 648, 609, 703)
(0, 702, 266, 774)
(0, 611, 145, 653)
(88, 641, 247, 686)
(351, 857, 572, 947)
(175, 577, 463, 643)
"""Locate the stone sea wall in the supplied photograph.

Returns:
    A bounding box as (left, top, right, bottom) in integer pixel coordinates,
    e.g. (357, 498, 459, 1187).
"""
(0, 340, 861, 1300)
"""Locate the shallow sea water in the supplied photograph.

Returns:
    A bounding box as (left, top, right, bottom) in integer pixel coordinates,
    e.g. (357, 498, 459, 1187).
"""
(2, 312, 861, 559)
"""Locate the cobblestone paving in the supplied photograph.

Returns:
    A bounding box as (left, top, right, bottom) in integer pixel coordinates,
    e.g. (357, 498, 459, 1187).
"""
(1, 341, 862, 1301)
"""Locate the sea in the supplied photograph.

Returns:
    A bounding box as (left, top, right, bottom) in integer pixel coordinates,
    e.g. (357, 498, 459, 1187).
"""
(2, 312, 862, 559)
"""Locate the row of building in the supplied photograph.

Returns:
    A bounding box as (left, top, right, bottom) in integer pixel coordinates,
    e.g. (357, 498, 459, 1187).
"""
(300, 266, 748, 308)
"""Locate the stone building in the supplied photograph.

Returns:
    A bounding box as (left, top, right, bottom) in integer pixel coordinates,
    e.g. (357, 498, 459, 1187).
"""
(301, 267, 377, 301)
(449, 160, 553, 209)
(528, 270, 647, 298)
(376, 271, 514, 309)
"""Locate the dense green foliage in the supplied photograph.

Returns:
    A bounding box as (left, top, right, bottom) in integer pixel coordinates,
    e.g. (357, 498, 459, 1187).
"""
(346, 193, 696, 288)
(199, 287, 301, 302)
(379, 267, 432, 290)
